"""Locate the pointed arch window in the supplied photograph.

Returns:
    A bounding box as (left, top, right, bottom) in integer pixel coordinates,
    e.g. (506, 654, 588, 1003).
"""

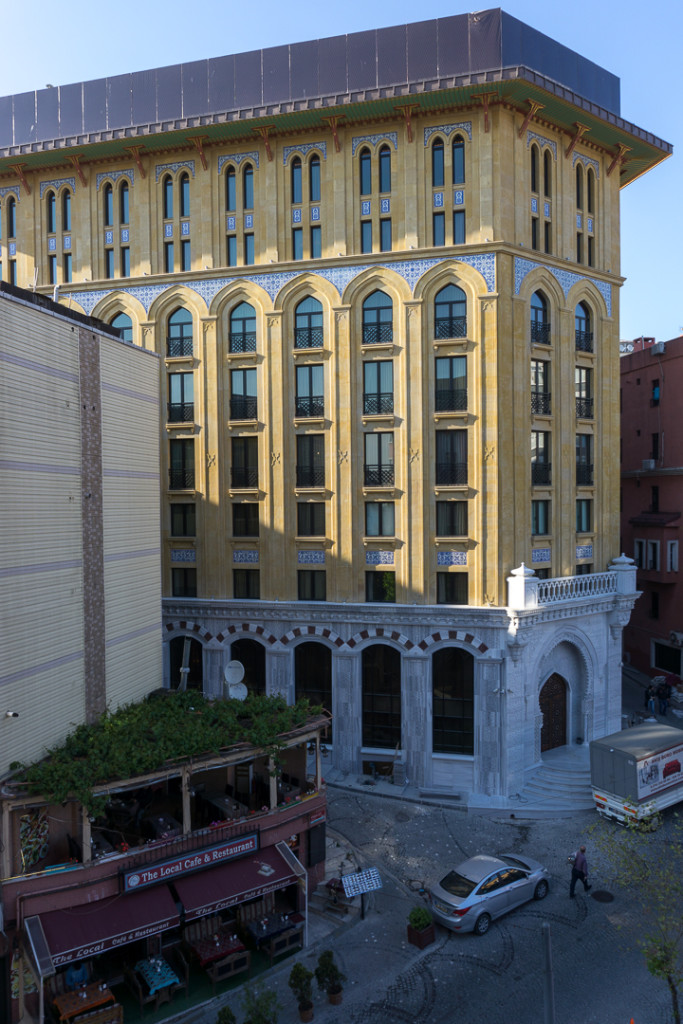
(576, 164, 583, 208)
(362, 644, 401, 748)
(295, 642, 332, 739)
(295, 296, 323, 349)
(119, 181, 129, 224)
(432, 648, 474, 754)
(167, 307, 193, 357)
(47, 191, 57, 233)
(378, 145, 391, 194)
(179, 173, 190, 218)
(531, 145, 539, 193)
(229, 301, 257, 353)
(309, 155, 321, 203)
(111, 312, 133, 343)
(359, 148, 372, 196)
(434, 284, 467, 339)
(243, 165, 254, 210)
(575, 302, 593, 353)
(452, 135, 465, 185)
(530, 291, 550, 344)
(62, 191, 71, 232)
(291, 157, 302, 205)
(7, 196, 16, 238)
(587, 169, 595, 215)
(362, 290, 393, 345)
(163, 175, 173, 219)
(432, 138, 444, 188)
(543, 151, 552, 197)
(226, 166, 236, 212)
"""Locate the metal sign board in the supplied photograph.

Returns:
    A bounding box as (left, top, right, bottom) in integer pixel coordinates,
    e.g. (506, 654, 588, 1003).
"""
(341, 868, 382, 898)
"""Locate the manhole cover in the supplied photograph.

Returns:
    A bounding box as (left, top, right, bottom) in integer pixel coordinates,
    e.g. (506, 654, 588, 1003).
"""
(590, 890, 614, 903)
(396, 811, 411, 823)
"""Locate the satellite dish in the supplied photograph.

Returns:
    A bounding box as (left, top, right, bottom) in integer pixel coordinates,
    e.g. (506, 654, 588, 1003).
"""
(224, 661, 247, 701)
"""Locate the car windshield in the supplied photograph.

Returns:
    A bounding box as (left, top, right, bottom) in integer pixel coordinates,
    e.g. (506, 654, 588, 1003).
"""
(438, 870, 477, 897)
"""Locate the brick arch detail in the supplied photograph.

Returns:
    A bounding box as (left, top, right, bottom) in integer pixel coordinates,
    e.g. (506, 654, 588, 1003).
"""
(345, 627, 414, 650)
(280, 625, 344, 647)
(164, 621, 279, 646)
(418, 630, 488, 654)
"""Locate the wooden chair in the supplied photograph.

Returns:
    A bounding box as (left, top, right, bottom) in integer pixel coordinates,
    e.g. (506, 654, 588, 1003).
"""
(167, 946, 190, 998)
(206, 949, 251, 994)
(70, 1005, 124, 1024)
(267, 925, 304, 965)
(123, 965, 155, 1015)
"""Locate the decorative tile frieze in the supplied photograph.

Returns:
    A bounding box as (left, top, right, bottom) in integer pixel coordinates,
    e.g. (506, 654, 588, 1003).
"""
(361, 200, 371, 217)
(380, 198, 390, 214)
(104, 230, 114, 245)
(227, 216, 236, 231)
(514, 256, 612, 316)
(217, 153, 260, 173)
(181, 221, 190, 236)
(292, 209, 302, 224)
(155, 160, 195, 182)
(366, 550, 394, 565)
(531, 197, 538, 213)
(39, 177, 76, 199)
(453, 190, 464, 206)
(282, 142, 327, 163)
(576, 544, 593, 560)
(544, 202, 550, 218)
(121, 228, 130, 243)
(0, 185, 20, 201)
(171, 549, 196, 563)
(9, 242, 16, 256)
(244, 214, 253, 229)
(587, 218, 593, 234)
(572, 153, 600, 178)
(164, 224, 173, 238)
(576, 213, 582, 229)
(63, 236, 71, 250)
(351, 131, 398, 156)
(423, 122, 473, 144)
(531, 548, 551, 563)
(433, 192, 444, 208)
(298, 550, 325, 564)
(525, 131, 557, 159)
(48, 238, 57, 252)
(95, 169, 135, 191)
(437, 551, 467, 566)
(233, 549, 259, 563)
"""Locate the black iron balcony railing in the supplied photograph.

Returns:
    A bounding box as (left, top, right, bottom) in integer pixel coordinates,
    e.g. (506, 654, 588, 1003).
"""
(295, 326, 324, 349)
(531, 392, 551, 415)
(229, 331, 257, 353)
(231, 466, 259, 488)
(167, 402, 194, 423)
(364, 464, 395, 487)
(576, 463, 594, 486)
(531, 462, 551, 485)
(435, 461, 468, 486)
(435, 387, 467, 412)
(575, 330, 594, 353)
(434, 316, 467, 340)
(363, 393, 394, 415)
(295, 396, 325, 418)
(530, 320, 551, 344)
(166, 336, 193, 358)
(576, 397, 594, 419)
(296, 465, 325, 487)
(362, 323, 394, 345)
(230, 396, 258, 420)
(169, 468, 195, 489)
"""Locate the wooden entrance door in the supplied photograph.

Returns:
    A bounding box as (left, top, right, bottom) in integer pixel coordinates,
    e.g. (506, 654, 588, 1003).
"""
(539, 673, 567, 751)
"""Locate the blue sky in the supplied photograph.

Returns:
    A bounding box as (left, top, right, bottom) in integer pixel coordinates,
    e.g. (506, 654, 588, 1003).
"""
(2, 0, 680, 341)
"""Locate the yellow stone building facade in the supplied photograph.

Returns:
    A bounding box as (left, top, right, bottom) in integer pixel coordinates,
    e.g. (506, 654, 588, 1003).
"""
(0, 11, 670, 802)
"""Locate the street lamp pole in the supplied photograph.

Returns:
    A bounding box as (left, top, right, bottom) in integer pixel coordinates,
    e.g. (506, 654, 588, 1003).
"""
(543, 921, 556, 1024)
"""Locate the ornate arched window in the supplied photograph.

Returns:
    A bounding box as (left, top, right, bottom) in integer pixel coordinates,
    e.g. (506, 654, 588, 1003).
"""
(295, 296, 323, 349)
(530, 291, 550, 344)
(229, 301, 256, 353)
(432, 648, 474, 754)
(167, 307, 193, 357)
(295, 642, 332, 740)
(362, 644, 401, 749)
(362, 290, 393, 345)
(432, 138, 444, 188)
(110, 311, 133, 343)
(434, 284, 467, 339)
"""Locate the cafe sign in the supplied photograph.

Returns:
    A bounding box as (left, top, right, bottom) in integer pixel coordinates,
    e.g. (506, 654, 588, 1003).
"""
(122, 833, 258, 892)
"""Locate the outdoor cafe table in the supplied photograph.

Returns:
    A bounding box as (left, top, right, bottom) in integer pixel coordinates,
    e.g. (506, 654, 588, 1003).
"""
(142, 813, 182, 840)
(190, 931, 246, 967)
(53, 982, 114, 1021)
(202, 791, 247, 819)
(245, 912, 302, 947)
(134, 956, 179, 996)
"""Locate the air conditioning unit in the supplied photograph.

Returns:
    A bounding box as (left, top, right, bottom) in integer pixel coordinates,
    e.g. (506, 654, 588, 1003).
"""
(652, 342, 666, 355)
(642, 459, 656, 471)
(670, 631, 683, 646)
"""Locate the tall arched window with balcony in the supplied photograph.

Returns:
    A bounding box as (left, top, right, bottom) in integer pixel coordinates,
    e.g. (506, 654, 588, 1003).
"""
(362, 290, 393, 345)
(575, 302, 593, 353)
(434, 284, 467, 339)
(530, 291, 550, 345)
(229, 301, 257, 353)
(167, 307, 193, 357)
(295, 296, 323, 349)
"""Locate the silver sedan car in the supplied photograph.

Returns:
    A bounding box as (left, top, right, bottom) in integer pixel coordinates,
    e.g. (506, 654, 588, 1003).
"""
(429, 853, 549, 935)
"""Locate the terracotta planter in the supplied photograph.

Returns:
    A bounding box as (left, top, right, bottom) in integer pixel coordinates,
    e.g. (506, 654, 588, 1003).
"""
(298, 1003, 314, 1022)
(328, 988, 343, 1005)
(407, 922, 436, 949)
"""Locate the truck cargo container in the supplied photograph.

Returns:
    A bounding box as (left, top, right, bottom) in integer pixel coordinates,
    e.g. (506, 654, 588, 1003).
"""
(590, 723, 683, 823)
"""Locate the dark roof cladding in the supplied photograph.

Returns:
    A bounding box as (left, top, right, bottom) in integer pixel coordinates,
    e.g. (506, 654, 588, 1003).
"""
(0, 9, 621, 151)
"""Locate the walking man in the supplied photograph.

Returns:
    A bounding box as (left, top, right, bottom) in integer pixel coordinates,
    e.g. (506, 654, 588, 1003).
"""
(569, 845, 592, 897)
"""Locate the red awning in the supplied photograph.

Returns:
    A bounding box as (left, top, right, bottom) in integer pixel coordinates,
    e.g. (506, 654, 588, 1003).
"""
(174, 846, 299, 921)
(31, 884, 180, 967)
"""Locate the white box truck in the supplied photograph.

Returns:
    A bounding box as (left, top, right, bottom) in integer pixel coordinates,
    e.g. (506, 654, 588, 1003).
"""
(590, 722, 683, 824)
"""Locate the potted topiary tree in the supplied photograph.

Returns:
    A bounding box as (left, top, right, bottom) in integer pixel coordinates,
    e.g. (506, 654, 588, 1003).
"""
(407, 905, 436, 949)
(314, 949, 346, 1005)
(288, 962, 314, 1022)
(241, 985, 281, 1024)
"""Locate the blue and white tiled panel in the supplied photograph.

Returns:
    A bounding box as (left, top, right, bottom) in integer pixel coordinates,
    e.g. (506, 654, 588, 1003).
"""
(298, 551, 325, 564)
(63, 236, 71, 250)
(361, 201, 371, 216)
(233, 550, 259, 563)
(433, 191, 464, 208)
(437, 551, 467, 566)
(366, 551, 394, 565)
(181, 222, 190, 236)
(49, 238, 57, 252)
(292, 209, 302, 224)
(576, 544, 593, 560)
(164, 224, 173, 238)
(8, 243, 16, 256)
(531, 548, 551, 564)
(245, 215, 253, 229)
(311, 207, 320, 222)
(171, 549, 196, 562)
(121, 229, 130, 243)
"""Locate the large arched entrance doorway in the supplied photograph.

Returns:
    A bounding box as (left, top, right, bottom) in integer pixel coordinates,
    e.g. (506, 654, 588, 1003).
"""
(169, 636, 203, 690)
(539, 673, 568, 751)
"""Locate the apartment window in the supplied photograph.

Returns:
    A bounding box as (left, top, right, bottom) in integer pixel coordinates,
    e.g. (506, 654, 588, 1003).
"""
(111, 312, 133, 343)
(295, 296, 323, 349)
(364, 432, 394, 486)
(227, 235, 237, 267)
(587, 169, 595, 214)
(296, 434, 325, 487)
(576, 434, 593, 486)
(47, 191, 57, 233)
(365, 572, 395, 603)
(532, 500, 550, 535)
(229, 302, 256, 353)
(230, 368, 257, 420)
(531, 430, 551, 485)
(232, 503, 259, 537)
(435, 429, 467, 486)
(576, 164, 583, 208)
(432, 139, 444, 188)
(647, 540, 661, 572)
(531, 359, 550, 415)
(453, 210, 465, 245)
(651, 433, 660, 460)
(365, 501, 395, 537)
(168, 372, 194, 423)
(543, 151, 552, 198)
(243, 165, 254, 209)
(244, 234, 254, 265)
(164, 242, 174, 273)
(291, 157, 302, 205)
(362, 644, 400, 747)
(587, 236, 594, 268)
(667, 540, 679, 573)
(48, 255, 57, 284)
(530, 144, 539, 193)
(434, 284, 466, 339)
(576, 232, 583, 264)
(105, 249, 115, 279)
(575, 563, 593, 576)
(163, 175, 173, 219)
(226, 167, 236, 211)
(103, 185, 113, 227)
(575, 366, 593, 419)
(363, 361, 393, 415)
(437, 572, 468, 605)
(167, 307, 193, 357)
(531, 218, 539, 251)
(634, 539, 645, 569)
(234, 569, 259, 599)
(172, 568, 197, 598)
(298, 570, 326, 601)
(231, 436, 258, 489)
(436, 355, 467, 412)
(575, 302, 593, 352)
(63, 253, 72, 283)
(120, 182, 129, 224)
(433, 212, 445, 247)
(359, 148, 372, 195)
(181, 240, 191, 272)
(432, 648, 473, 755)
(297, 502, 325, 537)
(169, 439, 195, 490)
(179, 173, 190, 218)
(650, 590, 660, 620)
(452, 136, 465, 184)
(652, 379, 660, 406)
(295, 364, 324, 418)
(121, 248, 130, 277)
(380, 218, 392, 252)
(309, 156, 321, 202)
(361, 221, 372, 253)
(576, 499, 592, 533)
(171, 503, 196, 537)
(651, 486, 659, 513)
(544, 221, 552, 255)
(310, 225, 321, 259)
(362, 290, 393, 345)
(436, 500, 467, 536)
(292, 227, 303, 261)
(379, 146, 391, 193)
(62, 191, 71, 232)
(530, 291, 550, 344)
(8, 261, 16, 285)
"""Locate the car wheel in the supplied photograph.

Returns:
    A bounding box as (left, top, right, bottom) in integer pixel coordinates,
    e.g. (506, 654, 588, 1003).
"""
(533, 880, 549, 900)
(473, 913, 491, 936)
